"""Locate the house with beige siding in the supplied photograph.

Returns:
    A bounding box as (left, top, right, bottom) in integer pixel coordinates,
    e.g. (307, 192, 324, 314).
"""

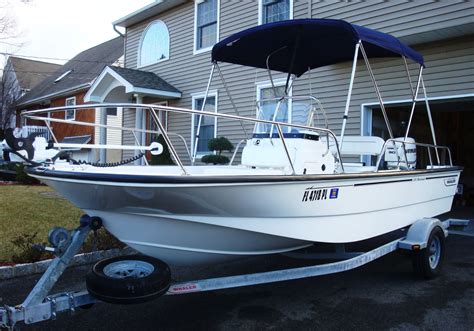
(87, 0, 474, 205)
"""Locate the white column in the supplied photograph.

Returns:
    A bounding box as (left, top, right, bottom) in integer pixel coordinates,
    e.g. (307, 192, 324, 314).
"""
(134, 95, 143, 165)
(99, 107, 107, 162)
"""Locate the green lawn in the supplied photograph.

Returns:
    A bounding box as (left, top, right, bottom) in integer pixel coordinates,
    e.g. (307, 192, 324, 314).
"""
(0, 185, 83, 262)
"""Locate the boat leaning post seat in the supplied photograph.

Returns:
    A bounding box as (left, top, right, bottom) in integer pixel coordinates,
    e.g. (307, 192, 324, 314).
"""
(322, 135, 385, 172)
(241, 131, 335, 175)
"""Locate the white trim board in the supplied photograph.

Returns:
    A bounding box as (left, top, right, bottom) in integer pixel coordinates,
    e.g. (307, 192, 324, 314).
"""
(258, 0, 294, 25)
(191, 90, 219, 157)
(193, 0, 221, 55)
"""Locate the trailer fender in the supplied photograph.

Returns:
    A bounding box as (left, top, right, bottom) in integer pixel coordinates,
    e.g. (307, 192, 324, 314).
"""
(398, 218, 447, 251)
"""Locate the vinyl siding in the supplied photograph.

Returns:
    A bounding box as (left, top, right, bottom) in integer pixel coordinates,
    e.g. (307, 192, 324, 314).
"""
(94, 107, 124, 162)
(94, 108, 123, 145)
(123, 0, 474, 163)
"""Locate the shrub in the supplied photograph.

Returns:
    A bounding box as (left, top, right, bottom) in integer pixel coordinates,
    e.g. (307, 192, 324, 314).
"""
(201, 154, 230, 165)
(201, 137, 233, 165)
(81, 228, 125, 253)
(11, 232, 45, 263)
(208, 137, 233, 153)
(0, 162, 18, 171)
(15, 163, 40, 185)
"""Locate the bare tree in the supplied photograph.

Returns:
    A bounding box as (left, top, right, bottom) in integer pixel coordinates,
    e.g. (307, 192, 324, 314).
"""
(0, 57, 18, 133)
(0, 0, 25, 49)
(0, 0, 31, 135)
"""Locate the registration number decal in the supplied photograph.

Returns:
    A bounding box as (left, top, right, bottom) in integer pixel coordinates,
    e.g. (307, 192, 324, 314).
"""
(302, 187, 339, 202)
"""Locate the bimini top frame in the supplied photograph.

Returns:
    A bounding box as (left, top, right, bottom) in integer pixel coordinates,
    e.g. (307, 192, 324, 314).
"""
(203, 19, 439, 162)
(21, 19, 445, 174)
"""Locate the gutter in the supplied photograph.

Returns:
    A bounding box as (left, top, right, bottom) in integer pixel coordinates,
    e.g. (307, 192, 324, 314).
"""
(16, 83, 91, 108)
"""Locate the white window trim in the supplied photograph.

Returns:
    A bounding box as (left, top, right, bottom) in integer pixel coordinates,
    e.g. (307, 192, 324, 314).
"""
(65, 96, 76, 121)
(258, 0, 294, 25)
(137, 20, 170, 68)
(191, 90, 218, 156)
(255, 78, 292, 121)
(193, 0, 220, 55)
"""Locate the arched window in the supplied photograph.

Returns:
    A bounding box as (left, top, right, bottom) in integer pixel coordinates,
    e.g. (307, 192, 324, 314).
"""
(139, 20, 170, 67)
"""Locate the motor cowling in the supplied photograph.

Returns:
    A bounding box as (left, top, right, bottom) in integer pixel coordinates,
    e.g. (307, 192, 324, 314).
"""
(385, 137, 417, 170)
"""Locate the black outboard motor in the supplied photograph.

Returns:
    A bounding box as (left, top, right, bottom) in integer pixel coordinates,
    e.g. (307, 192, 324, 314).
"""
(4, 128, 41, 162)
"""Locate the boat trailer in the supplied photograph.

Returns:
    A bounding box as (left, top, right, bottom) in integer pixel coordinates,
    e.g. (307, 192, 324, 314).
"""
(0, 215, 471, 328)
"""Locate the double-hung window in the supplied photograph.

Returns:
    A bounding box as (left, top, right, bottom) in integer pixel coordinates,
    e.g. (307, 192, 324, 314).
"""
(194, 0, 219, 53)
(259, 0, 292, 25)
(65, 97, 76, 121)
(192, 93, 217, 155)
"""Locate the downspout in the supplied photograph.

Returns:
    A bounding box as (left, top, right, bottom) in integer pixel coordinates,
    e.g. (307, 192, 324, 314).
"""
(113, 24, 124, 38)
(113, 24, 125, 67)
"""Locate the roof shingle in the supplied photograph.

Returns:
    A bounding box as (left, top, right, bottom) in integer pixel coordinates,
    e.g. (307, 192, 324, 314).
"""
(9, 57, 60, 91)
(109, 66, 181, 94)
(17, 36, 124, 106)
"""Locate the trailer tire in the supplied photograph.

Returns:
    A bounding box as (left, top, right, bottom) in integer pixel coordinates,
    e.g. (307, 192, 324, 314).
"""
(412, 226, 445, 279)
(86, 255, 171, 304)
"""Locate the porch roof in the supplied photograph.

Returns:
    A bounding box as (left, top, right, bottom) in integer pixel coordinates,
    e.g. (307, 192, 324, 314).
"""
(85, 66, 181, 102)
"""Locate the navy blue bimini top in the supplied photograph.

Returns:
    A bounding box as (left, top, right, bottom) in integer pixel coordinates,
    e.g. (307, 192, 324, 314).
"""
(211, 19, 424, 77)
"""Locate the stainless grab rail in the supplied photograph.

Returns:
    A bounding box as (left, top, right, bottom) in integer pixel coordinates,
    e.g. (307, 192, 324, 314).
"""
(375, 138, 453, 171)
(22, 102, 345, 174)
(229, 139, 247, 166)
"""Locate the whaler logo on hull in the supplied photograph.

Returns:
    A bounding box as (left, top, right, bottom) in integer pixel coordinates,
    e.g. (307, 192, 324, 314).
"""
(302, 187, 339, 202)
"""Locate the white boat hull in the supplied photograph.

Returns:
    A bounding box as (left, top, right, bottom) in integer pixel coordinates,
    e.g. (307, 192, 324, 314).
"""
(29, 167, 461, 265)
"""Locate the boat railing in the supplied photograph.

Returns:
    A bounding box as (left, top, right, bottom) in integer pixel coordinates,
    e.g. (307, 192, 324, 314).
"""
(375, 138, 453, 171)
(255, 96, 329, 134)
(167, 132, 192, 163)
(21, 103, 345, 175)
(255, 95, 331, 156)
(229, 139, 247, 166)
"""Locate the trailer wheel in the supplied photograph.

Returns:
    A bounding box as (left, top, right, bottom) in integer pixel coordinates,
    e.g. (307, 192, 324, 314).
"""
(412, 226, 445, 279)
(86, 255, 171, 304)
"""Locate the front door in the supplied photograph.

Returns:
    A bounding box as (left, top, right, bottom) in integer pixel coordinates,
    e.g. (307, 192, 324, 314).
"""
(146, 101, 168, 160)
(146, 101, 168, 142)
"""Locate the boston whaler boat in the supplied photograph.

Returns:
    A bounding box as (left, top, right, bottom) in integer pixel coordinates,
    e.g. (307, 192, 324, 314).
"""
(13, 19, 461, 267)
